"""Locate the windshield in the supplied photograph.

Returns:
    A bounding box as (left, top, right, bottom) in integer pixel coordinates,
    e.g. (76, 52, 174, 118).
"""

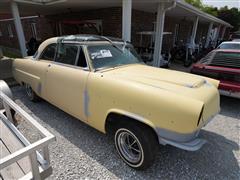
(219, 43, 240, 49)
(87, 44, 142, 70)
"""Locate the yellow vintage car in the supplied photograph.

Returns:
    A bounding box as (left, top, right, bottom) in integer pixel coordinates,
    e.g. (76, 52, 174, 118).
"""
(13, 35, 220, 170)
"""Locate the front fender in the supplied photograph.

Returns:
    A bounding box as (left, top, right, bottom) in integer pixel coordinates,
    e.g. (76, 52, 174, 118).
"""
(105, 108, 157, 132)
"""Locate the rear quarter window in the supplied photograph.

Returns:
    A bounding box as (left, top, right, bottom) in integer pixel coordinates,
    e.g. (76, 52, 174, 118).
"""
(55, 44, 78, 66)
(39, 44, 57, 61)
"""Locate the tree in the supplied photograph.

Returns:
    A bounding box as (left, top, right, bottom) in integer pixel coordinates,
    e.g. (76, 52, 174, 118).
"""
(185, 0, 240, 31)
(203, 6, 218, 17)
(217, 7, 240, 31)
(185, 0, 204, 10)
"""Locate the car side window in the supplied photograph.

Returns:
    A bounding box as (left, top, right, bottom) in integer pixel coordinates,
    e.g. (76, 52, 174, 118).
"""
(40, 44, 56, 61)
(55, 44, 78, 66)
(77, 47, 87, 68)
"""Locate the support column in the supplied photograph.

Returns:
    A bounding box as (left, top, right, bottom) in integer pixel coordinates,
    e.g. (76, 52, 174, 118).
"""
(221, 26, 227, 40)
(122, 0, 132, 42)
(153, 3, 165, 67)
(11, 1, 27, 57)
(205, 22, 213, 48)
(190, 16, 199, 48)
(214, 24, 221, 46)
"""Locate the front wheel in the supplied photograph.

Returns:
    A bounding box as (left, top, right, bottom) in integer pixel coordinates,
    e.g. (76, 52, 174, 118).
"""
(114, 123, 158, 170)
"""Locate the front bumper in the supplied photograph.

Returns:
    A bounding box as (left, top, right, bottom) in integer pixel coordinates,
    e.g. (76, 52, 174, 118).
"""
(219, 80, 240, 99)
(219, 89, 240, 99)
(156, 128, 206, 151)
(159, 137, 207, 151)
(156, 114, 217, 151)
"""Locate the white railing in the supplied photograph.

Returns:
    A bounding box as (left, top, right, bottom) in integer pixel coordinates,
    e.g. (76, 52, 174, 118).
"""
(0, 91, 56, 180)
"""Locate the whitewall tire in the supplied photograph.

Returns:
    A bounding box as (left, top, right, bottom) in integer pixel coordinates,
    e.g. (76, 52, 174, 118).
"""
(114, 123, 158, 170)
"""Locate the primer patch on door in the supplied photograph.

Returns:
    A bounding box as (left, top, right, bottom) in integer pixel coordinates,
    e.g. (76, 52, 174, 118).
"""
(91, 50, 112, 59)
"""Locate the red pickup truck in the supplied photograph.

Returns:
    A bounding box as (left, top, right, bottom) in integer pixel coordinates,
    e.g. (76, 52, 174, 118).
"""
(191, 49, 240, 99)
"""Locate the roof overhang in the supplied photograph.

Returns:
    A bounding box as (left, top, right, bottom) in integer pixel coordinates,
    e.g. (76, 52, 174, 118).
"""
(0, 0, 233, 28)
(175, 0, 233, 28)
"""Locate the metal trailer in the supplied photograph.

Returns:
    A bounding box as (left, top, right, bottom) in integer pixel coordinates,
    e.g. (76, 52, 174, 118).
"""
(0, 80, 56, 180)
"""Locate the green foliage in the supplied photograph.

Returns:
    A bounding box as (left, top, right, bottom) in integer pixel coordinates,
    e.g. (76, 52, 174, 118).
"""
(185, 0, 204, 9)
(185, 0, 240, 31)
(217, 7, 240, 31)
(203, 6, 218, 17)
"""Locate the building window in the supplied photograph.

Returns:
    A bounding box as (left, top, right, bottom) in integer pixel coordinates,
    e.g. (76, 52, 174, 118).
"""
(31, 23, 38, 39)
(7, 24, 13, 38)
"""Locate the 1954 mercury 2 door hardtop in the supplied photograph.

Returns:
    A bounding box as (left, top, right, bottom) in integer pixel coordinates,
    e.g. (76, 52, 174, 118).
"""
(13, 35, 220, 169)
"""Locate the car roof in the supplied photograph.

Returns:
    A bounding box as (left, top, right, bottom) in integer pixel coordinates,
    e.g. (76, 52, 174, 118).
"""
(43, 35, 132, 47)
(232, 39, 240, 42)
(59, 34, 128, 43)
(220, 41, 240, 44)
(214, 49, 240, 53)
(35, 35, 132, 60)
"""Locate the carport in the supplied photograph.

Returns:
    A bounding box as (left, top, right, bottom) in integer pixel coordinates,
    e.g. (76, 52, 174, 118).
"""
(0, 0, 232, 66)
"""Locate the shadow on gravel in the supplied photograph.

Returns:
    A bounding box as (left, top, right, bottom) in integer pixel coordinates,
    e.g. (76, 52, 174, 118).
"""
(219, 95, 240, 119)
(13, 87, 240, 179)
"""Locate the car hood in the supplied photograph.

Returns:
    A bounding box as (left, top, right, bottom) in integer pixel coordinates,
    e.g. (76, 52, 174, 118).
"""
(101, 64, 220, 125)
(102, 64, 214, 91)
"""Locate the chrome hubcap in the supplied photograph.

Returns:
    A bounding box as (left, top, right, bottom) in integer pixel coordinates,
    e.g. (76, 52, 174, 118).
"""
(117, 131, 142, 164)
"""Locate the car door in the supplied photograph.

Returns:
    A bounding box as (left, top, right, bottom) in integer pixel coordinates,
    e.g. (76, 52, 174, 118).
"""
(45, 43, 90, 122)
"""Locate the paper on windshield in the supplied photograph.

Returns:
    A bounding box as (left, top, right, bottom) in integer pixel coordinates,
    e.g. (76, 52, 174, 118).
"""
(91, 50, 113, 59)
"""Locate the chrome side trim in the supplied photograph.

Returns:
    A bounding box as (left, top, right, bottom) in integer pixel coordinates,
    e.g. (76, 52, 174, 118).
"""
(15, 68, 41, 81)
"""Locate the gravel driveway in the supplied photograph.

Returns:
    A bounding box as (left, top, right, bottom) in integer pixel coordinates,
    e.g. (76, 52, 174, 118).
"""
(11, 86, 240, 180)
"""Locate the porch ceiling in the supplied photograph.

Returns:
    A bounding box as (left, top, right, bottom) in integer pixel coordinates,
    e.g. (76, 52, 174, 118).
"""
(167, 5, 211, 24)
